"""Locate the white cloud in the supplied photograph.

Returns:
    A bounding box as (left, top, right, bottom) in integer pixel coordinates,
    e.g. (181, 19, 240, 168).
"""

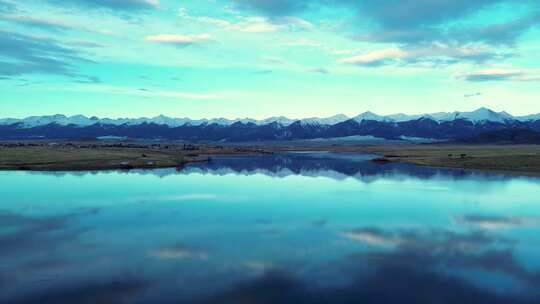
(144, 33, 212, 46)
(177, 8, 312, 33)
(341, 43, 502, 67)
(458, 68, 540, 82)
(456, 215, 540, 229)
(230, 17, 280, 32)
(341, 229, 401, 247)
(148, 245, 208, 260)
(341, 48, 407, 66)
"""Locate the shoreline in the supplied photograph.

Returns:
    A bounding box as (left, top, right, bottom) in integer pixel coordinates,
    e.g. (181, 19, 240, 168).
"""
(2, 142, 540, 176)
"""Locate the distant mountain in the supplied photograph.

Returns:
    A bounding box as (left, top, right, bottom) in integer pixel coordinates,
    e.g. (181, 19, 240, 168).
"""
(458, 128, 540, 144)
(1, 108, 539, 142)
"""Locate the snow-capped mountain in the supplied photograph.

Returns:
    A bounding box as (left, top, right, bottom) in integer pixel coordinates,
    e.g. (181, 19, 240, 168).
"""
(353, 111, 393, 123)
(425, 107, 514, 123)
(2, 107, 540, 142)
(516, 113, 540, 122)
(301, 114, 350, 126)
(0, 108, 538, 129)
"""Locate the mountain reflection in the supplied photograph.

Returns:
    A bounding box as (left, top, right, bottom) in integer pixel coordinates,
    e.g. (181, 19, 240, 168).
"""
(181, 152, 516, 182)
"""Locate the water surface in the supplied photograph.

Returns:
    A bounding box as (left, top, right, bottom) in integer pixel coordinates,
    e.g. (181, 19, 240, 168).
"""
(1, 152, 540, 303)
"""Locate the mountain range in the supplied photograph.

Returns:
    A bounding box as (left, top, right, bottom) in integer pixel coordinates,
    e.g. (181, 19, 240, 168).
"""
(1, 107, 540, 142)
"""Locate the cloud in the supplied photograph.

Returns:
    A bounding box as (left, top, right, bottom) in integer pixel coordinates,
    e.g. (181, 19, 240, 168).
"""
(148, 243, 208, 259)
(341, 43, 503, 67)
(341, 226, 510, 251)
(353, 1, 538, 46)
(69, 84, 219, 100)
(44, 0, 159, 10)
(452, 12, 540, 46)
(358, 0, 499, 29)
(2, 15, 76, 32)
(0, 0, 15, 12)
(243, 261, 275, 273)
(231, 0, 309, 16)
(195, 261, 539, 304)
(231, 0, 539, 49)
(0, 30, 94, 79)
(341, 227, 401, 246)
(261, 56, 289, 65)
(178, 8, 313, 33)
(460, 69, 540, 82)
(308, 67, 330, 74)
(0, 209, 94, 260)
(8, 278, 150, 304)
(228, 17, 281, 32)
(144, 33, 212, 47)
(464, 92, 482, 98)
(158, 193, 219, 201)
(456, 214, 540, 229)
(253, 69, 273, 74)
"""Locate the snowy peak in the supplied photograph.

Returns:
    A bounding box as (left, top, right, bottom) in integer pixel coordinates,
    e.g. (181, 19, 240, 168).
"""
(353, 111, 393, 122)
(424, 108, 514, 123)
(300, 114, 350, 126)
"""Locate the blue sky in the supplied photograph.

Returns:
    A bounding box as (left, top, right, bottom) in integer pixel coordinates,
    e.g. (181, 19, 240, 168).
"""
(0, 0, 539, 119)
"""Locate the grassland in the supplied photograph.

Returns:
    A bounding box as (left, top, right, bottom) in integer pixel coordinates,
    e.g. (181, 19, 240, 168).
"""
(0, 142, 269, 171)
(347, 144, 540, 175)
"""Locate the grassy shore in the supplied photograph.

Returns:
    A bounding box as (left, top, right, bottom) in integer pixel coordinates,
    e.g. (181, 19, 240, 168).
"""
(339, 144, 540, 175)
(367, 145, 540, 174)
(0, 142, 269, 171)
(267, 143, 540, 175)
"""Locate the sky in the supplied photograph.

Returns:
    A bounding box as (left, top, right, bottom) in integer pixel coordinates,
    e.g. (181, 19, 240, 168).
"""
(0, 0, 539, 119)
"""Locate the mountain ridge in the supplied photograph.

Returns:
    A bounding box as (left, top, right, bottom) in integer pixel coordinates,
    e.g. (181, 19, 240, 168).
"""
(1, 107, 537, 129)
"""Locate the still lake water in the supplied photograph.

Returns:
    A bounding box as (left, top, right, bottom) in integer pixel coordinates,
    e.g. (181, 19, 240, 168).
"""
(1, 152, 540, 303)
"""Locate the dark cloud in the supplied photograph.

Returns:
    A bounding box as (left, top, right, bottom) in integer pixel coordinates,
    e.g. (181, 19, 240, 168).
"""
(0, 0, 15, 12)
(0, 30, 95, 79)
(341, 226, 540, 289)
(253, 69, 273, 74)
(193, 227, 540, 304)
(9, 278, 150, 304)
(233, 0, 539, 52)
(452, 13, 540, 46)
(44, 0, 159, 10)
(194, 265, 538, 304)
(311, 219, 327, 227)
(464, 92, 482, 98)
(309, 67, 330, 74)
(0, 210, 89, 258)
(358, 0, 499, 29)
(352, 2, 540, 46)
(232, 0, 310, 16)
(2, 16, 75, 32)
(462, 70, 526, 82)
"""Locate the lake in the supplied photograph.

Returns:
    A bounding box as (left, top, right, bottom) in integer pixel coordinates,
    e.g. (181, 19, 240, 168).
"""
(1, 152, 540, 304)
